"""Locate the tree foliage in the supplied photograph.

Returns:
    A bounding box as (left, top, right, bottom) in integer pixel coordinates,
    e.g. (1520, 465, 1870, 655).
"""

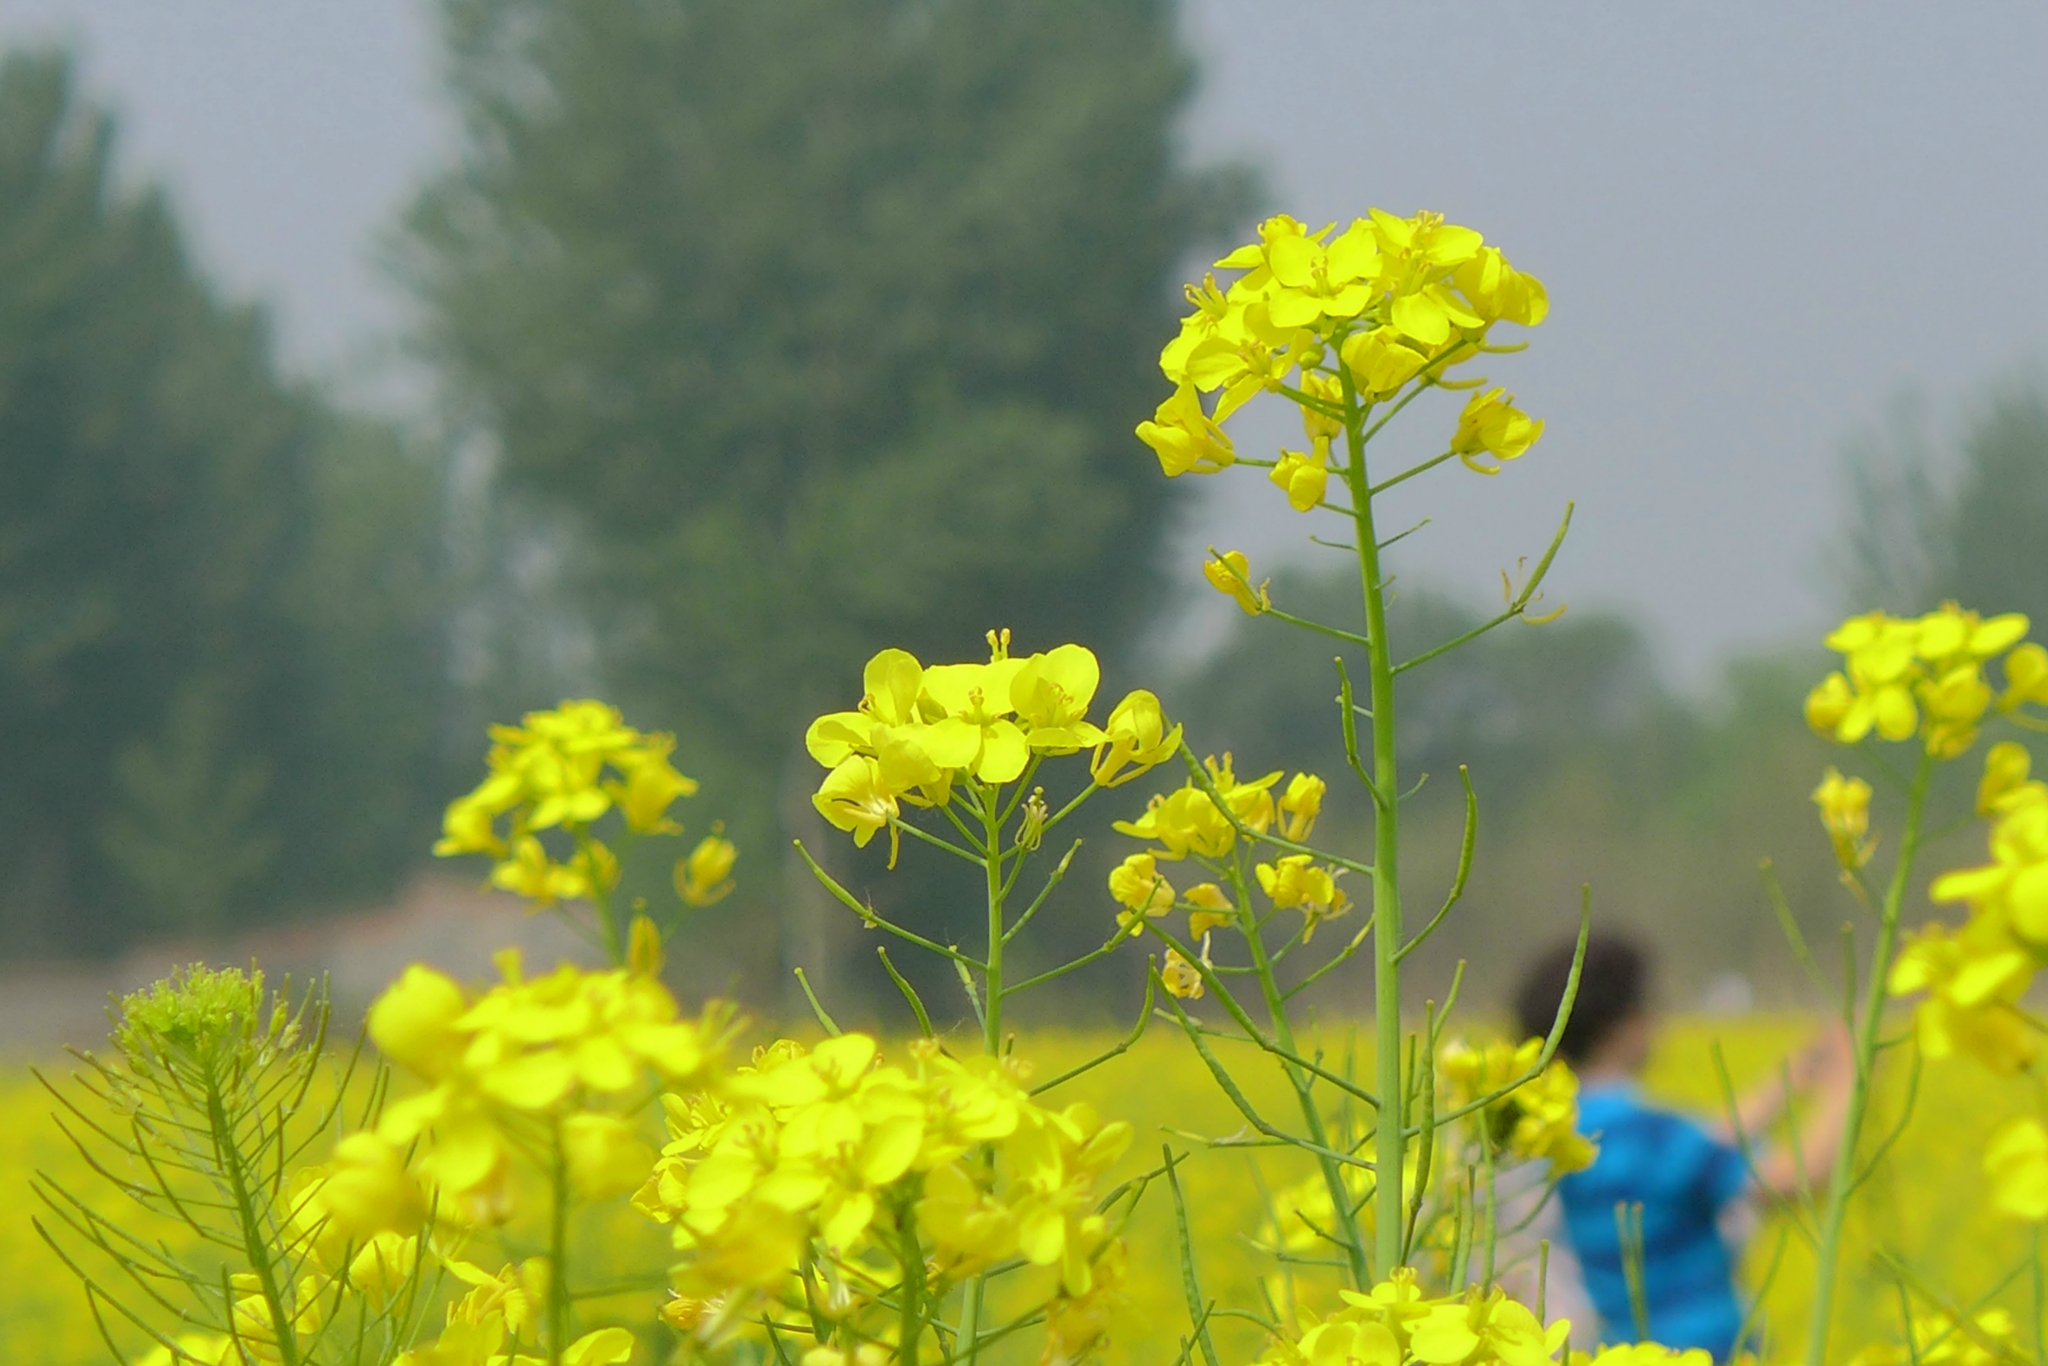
(1837, 376, 2048, 626)
(402, 0, 1249, 988)
(0, 52, 449, 952)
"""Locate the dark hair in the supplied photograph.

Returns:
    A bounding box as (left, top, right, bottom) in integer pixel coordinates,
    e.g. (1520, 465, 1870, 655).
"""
(1513, 934, 1649, 1065)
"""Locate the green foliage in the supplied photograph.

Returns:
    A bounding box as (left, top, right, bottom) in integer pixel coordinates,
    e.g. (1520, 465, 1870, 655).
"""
(0, 51, 452, 951)
(1838, 374, 2048, 625)
(98, 682, 281, 936)
(35, 970, 429, 1366)
(401, 0, 1252, 987)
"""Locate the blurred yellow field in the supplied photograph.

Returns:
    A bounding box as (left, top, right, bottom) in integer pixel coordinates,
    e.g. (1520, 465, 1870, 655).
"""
(5, 1014, 2033, 1366)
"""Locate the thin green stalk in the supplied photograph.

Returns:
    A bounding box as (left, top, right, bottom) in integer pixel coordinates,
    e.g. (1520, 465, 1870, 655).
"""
(1164, 1147, 1223, 1366)
(1804, 748, 1935, 1366)
(548, 1125, 571, 1366)
(573, 826, 622, 965)
(207, 1073, 299, 1366)
(897, 1205, 924, 1366)
(956, 1278, 985, 1366)
(1479, 1123, 1498, 1289)
(2034, 1226, 2045, 1366)
(1227, 861, 1372, 1287)
(980, 786, 1005, 1056)
(1340, 362, 1408, 1277)
(1619, 1202, 1650, 1342)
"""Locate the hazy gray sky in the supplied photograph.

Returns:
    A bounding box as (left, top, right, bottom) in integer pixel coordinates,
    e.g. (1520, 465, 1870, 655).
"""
(4, 2, 2044, 680)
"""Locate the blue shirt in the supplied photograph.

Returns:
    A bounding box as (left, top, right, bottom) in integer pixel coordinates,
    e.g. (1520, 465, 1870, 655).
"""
(1558, 1083, 1750, 1356)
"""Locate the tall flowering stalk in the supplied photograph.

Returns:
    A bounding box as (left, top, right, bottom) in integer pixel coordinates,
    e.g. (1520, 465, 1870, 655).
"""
(1125, 208, 1577, 1286)
(793, 207, 1596, 1363)
(1798, 610, 2048, 1364)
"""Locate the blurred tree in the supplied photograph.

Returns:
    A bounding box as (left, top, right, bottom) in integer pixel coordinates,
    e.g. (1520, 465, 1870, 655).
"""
(1837, 376, 2048, 625)
(0, 52, 450, 954)
(402, 0, 1250, 1005)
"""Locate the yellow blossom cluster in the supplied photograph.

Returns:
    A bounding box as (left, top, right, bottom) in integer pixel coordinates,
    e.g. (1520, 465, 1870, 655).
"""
(1136, 209, 1547, 494)
(1890, 738, 2048, 1223)
(1890, 740, 2048, 1078)
(633, 1032, 1131, 1360)
(433, 699, 735, 911)
(1110, 759, 1342, 978)
(364, 941, 724, 1224)
(391, 1259, 634, 1366)
(1438, 1038, 1597, 1175)
(1804, 606, 2041, 759)
(1251, 1269, 1577, 1366)
(806, 635, 1180, 858)
(1842, 1301, 2018, 1366)
(1811, 767, 1876, 875)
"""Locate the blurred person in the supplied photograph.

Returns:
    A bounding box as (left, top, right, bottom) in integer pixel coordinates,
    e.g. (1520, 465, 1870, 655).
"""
(1513, 935, 1853, 1357)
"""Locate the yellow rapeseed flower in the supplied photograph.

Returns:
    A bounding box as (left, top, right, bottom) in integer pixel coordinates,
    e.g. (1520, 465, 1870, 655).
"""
(1255, 855, 1348, 941)
(1137, 382, 1236, 477)
(1203, 549, 1271, 616)
(1439, 1037, 1597, 1174)
(1012, 644, 1108, 753)
(1269, 436, 1332, 511)
(1339, 326, 1430, 401)
(1107, 851, 1174, 925)
(1985, 1118, 2048, 1221)
(437, 701, 707, 908)
(1449, 388, 1543, 474)
(1807, 606, 2033, 758)
(1931, 785, 2048, 948)
(1182, 881, 1234, 937)
(676, 830, 738, 907)
(1278, 772, 1326, 841)
(1160, 949, 1205, 1000)
(1812, 767, 1876, 873)
(1089, 689, 1182, 788)
(1978, 742, 2045, 817)
(1889, 920, 2039, 1073)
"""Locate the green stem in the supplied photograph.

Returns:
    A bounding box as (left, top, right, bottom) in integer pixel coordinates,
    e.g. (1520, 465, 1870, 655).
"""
(549, 1123, 571, 1365)
(896, 1204, 924, 1366)
(957, 1277, 985, 1366)
(573, 826, 622, 965)
(981, 786, 1005, 1056)
(1341, 361, 1408, 1278)
(1479, 1123, 1498, 1289)
(1804, 748, 1934, 1366)
(207, 1073, 299, 1366)
(1230, 862, 1371, 1288)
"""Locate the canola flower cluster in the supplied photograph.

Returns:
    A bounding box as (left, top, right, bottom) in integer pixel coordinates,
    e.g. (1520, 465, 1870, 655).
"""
(635, 1033, 1132, 1364)
(1134, 212, 1550, 636)
(1803, 605, 2043, 761)
(1840, 1301, 2019, 1366)
(1801, 606, 2048, 1251)
(142, 1261, 636, 1366)
(1107, 759, 1345, 993)
(433, 700, 736, 912)
(1437, 1038, 1597, 1178)
(1890, 734, 2048, 1222)
(1139, 209, 1546, 487)
(363, 932, 724, 1225)
(144, 936, 731, 1366)
(806, 634, 1179, 862)
(1249, 1269, 1709, 1366)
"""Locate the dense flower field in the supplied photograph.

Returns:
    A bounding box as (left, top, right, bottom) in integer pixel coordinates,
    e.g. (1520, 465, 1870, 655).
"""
(3, 1019, 2039, 1365)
